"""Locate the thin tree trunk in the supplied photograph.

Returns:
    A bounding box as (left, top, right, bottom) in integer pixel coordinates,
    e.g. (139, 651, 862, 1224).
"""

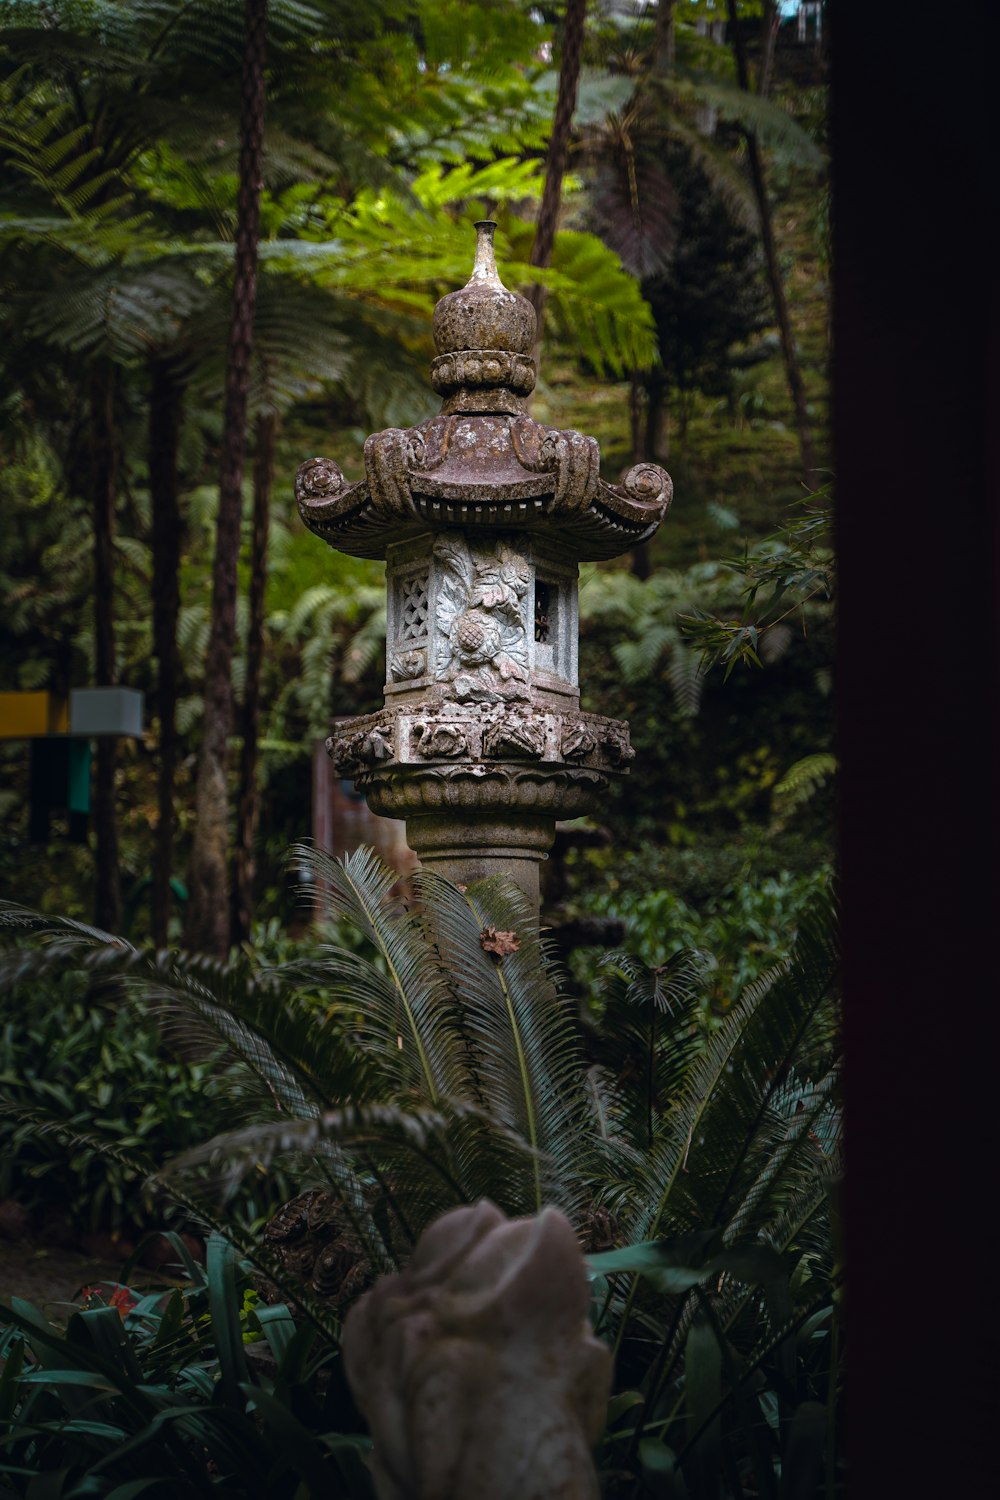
(629, 374, 644, 463)
(654, 0, 675, 70)
(185, 0, 268, 956)
(149, 357, 184, 947)
(758, 0, 779, 100)
(725, 0, 818, 490)
(91, 362, 121, 933)
(645, 372, 669, 462)
(527, 0, 587, 344)
(232, 408, 275, 949)
(627, 0, 674, 583)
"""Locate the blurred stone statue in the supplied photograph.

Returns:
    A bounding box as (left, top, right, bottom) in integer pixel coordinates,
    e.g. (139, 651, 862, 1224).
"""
(342, 1199, 612, 1500)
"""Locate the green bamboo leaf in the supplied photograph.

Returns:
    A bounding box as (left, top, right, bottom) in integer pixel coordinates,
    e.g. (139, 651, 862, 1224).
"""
(683, 1313, 723, 1497)
(0, 1335, 26, 1422)
(205, 1233, 250, 1410)
(254, 1303, 297, 1366)
(778, 1401, 828, 1499)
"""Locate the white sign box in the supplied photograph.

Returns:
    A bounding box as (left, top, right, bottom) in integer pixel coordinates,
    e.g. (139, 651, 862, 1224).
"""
(70, 687, 144, 738)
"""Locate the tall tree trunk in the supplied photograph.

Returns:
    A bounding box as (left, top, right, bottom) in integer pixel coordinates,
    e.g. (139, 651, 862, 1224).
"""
(148, 357, 184, 947)
(232, 408, 275, 949)
(184, 0, 268, 956)
(645, 372, 669, 462)
(527, 0, 587, 344)
(758, 0, 779, 100)
(725, 0, 818, 490)
(91, 362, 121, 933)
(654, 0, 675, 70)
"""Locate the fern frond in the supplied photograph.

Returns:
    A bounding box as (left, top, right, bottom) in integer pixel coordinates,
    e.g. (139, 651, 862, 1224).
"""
(771, 753, 837, 827)
(662, 70, 824, 169)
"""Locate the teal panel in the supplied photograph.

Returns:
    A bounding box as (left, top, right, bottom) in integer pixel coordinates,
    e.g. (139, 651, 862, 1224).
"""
(67, 738, 91, 814)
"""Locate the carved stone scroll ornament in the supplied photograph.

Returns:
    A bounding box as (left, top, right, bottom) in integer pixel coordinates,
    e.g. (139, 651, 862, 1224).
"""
(602, 724, 636, 764)
(364, 427, 422, 521)
(360, 726, 394, 763)
(327, 725, 396, 774)
(327, 731, 362, 776)
(341, 1200, 612, 1500)
(560, 719, 598, 759)
(295, 456, 344, 506)
(510, 418, 601, 515)
(594, 461, 673, 528)
(388, 649, 426, 682)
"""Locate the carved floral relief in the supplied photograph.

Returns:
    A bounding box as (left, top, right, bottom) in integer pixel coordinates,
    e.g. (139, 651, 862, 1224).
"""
(482, 715, 545, 760)
(415, 722, 469, 759)
(560, 720, 598, 759)
(433, 535, 532, 704)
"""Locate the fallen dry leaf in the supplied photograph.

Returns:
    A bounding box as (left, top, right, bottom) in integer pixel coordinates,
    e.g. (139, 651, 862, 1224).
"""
(480, 926, 520, 958)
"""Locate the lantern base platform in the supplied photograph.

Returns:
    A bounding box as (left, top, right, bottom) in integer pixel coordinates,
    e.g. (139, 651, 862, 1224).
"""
(357, 761, 612, 907)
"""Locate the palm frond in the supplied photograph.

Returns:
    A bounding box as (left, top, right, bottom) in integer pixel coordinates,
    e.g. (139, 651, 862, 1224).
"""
(424, 869, 600, 1219)
(663, 70, 824, 169)
(628, 890, 838, 1247)
(287, 846, 465, 1107)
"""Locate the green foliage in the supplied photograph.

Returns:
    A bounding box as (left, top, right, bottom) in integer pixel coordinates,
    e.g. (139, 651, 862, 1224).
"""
(581, 562, 740, 715)
(591, 890, 841, 1497)
(640, 137, 772, 419)
(0, 970, 277, 1239)
(0, 849, 841, 1497)
(574, 495, 834, 858)
(681, 496, 834, 678)
(574, 860, 834, 1026)
(0, 1232, 374, 1498)
(771, 752, 837, 832)
(0, 852, 604, 1242)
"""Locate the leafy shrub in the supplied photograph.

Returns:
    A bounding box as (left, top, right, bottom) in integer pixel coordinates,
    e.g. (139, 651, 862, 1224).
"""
(0, 1231, 374, 1498)
(0, 851, 842, 1497)
(568, 850, 833, 1024)
(0, 972, 280, 1241)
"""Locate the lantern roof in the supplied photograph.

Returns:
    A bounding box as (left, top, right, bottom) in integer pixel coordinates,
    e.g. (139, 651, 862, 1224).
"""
(295, 221, 671, 562)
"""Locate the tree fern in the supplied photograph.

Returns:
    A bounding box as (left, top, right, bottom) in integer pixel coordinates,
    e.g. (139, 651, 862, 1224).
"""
(582, 563, 736, 713)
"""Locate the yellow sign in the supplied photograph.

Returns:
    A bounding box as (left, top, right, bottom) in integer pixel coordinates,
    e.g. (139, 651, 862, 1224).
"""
(0, 692, 69, 739)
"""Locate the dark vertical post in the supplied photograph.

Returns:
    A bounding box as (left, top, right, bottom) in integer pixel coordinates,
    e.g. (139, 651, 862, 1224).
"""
(832, 4, 998, 1496)
(91, 361, 120, 933)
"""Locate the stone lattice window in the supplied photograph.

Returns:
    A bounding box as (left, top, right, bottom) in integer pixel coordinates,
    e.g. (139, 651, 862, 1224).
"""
(400, 575, 429, 641)
(534, 579, 554, 643)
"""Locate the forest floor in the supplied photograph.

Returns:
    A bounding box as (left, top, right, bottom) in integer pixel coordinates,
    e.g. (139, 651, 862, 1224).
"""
(0, 1203, 189, 1320)
(0, 1238, 149, 1320)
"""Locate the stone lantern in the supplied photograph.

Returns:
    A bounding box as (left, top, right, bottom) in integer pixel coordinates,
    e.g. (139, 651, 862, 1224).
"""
(295, 222, 672, 911)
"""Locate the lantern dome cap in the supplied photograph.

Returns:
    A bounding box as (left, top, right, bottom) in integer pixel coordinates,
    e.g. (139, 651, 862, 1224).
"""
(432, 221, 537, 360)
